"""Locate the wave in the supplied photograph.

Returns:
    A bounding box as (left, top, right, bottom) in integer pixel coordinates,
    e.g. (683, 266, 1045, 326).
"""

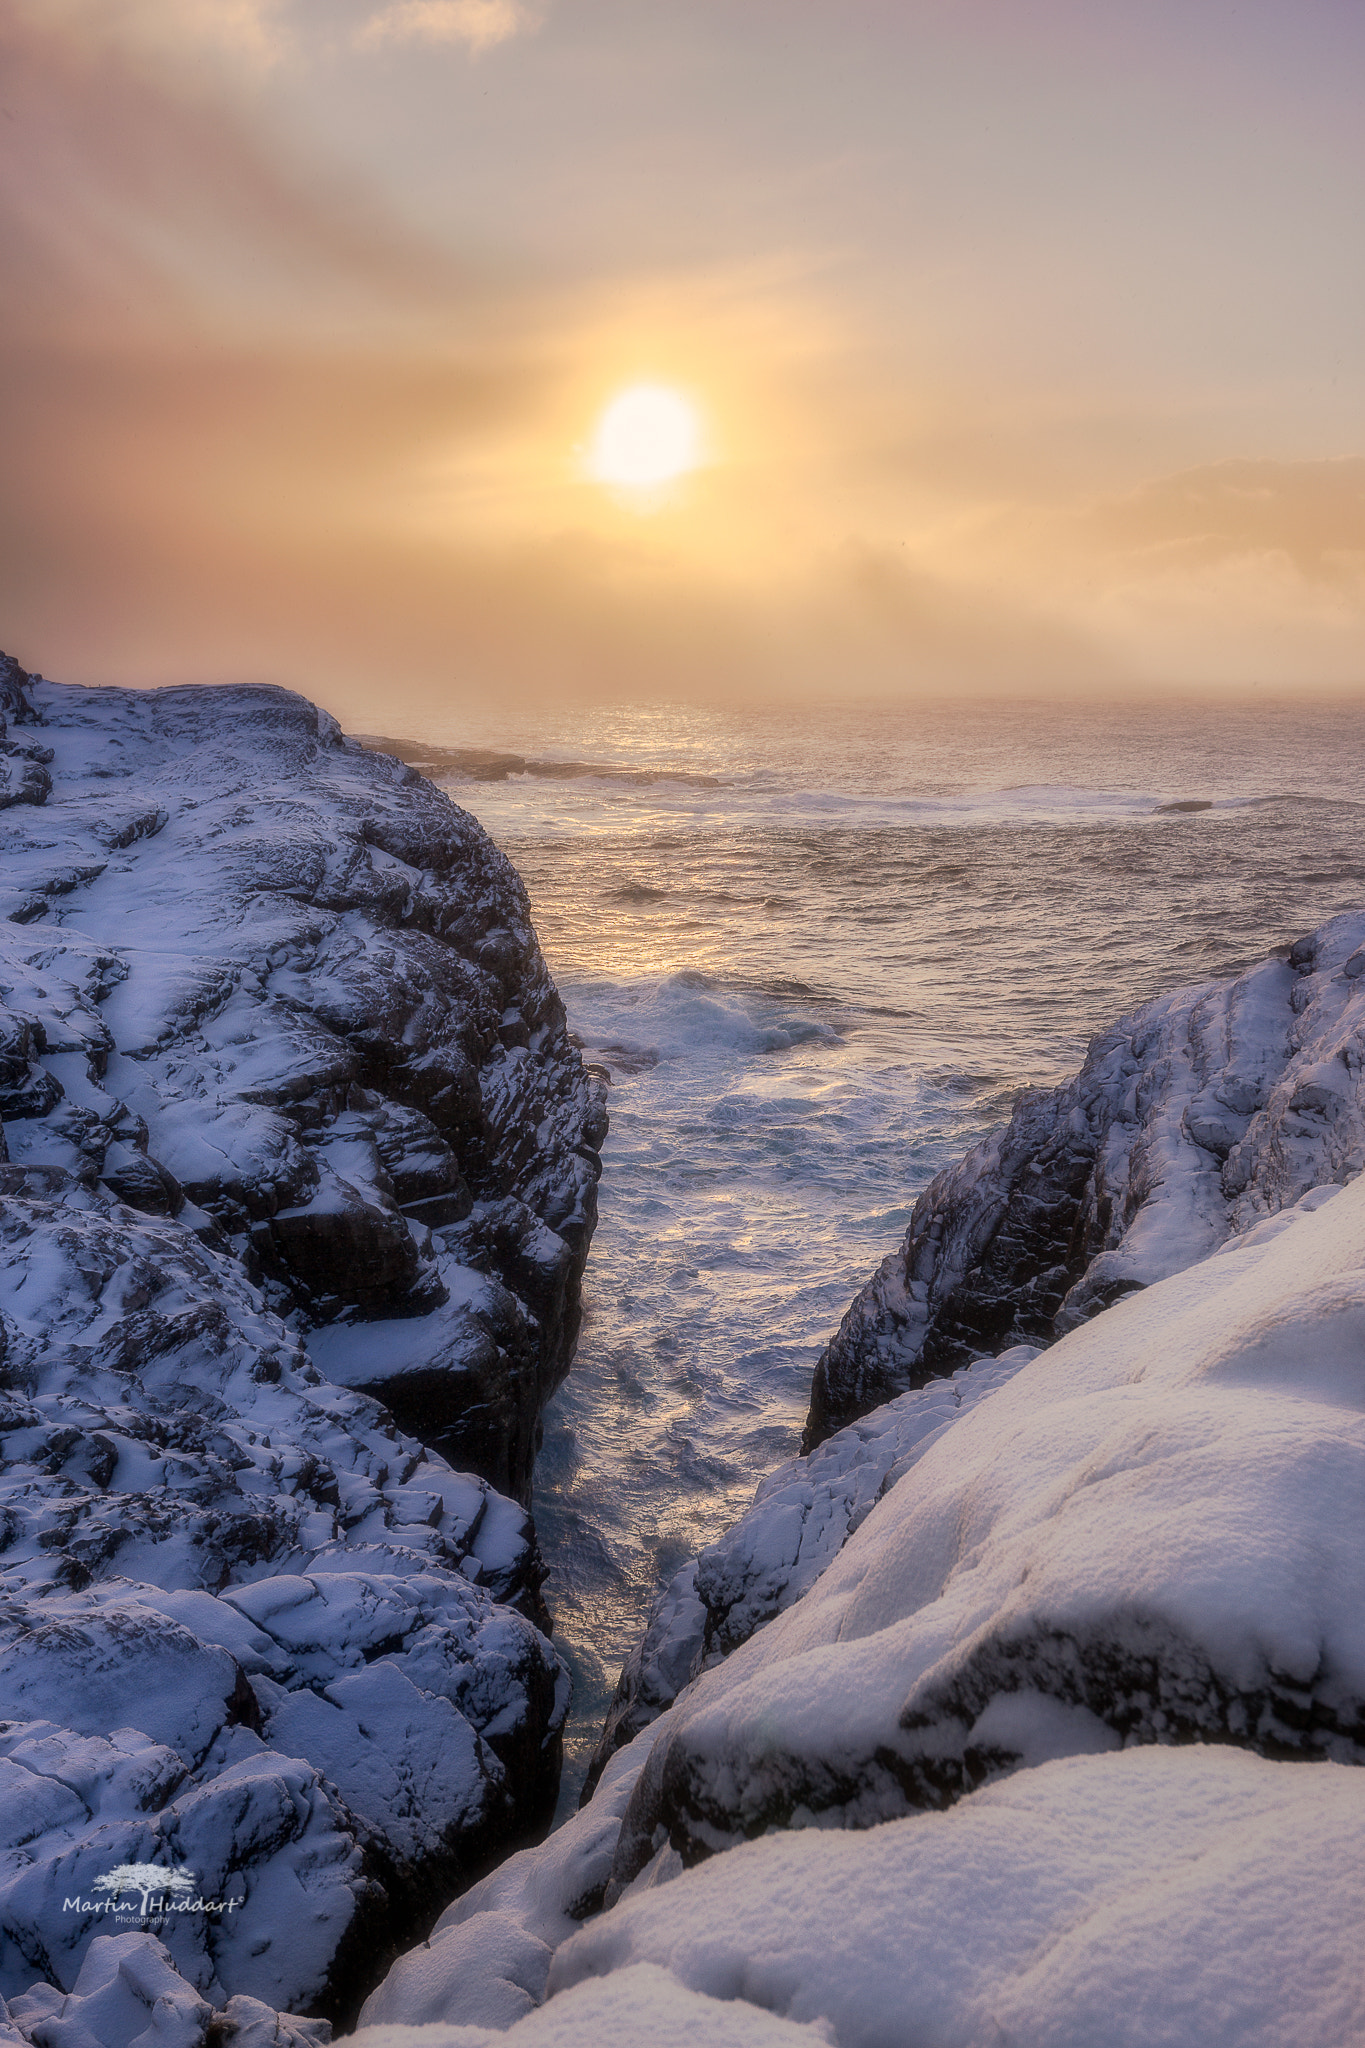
(566, 969, 843, 1070)
(604, 882, 670, 903)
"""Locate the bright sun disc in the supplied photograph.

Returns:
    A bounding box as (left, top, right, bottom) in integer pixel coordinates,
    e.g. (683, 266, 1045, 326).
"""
(589, 384, 699, 487)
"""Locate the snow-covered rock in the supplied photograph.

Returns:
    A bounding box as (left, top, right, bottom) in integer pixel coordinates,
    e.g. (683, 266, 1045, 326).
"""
(0, 651, 606, 1506)
(610, 1175, 1365, 1874)
(344, 1175, 1365, 2046)
(350, 1965, 830, 2047)
(807, 909, 1365, 1443)
(542, 1747, 1365, 2048)
(354, 1728, 668, 2033)
(7, 1932, 331, 2048)
(582, 1350, 1041, 1793)
(0, 657, 604, 2031)
(587, 913, 1365, 1793)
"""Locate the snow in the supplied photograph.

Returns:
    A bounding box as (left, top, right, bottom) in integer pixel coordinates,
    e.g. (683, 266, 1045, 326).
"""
(546, 1748, 1365, 2048)
(352, 1173, 1365, 2047)
(586, 1348, 1042, 1782)
(614, 1175, 1365, 1872)
(356, 1722, 669, 2032)
(351, 1965, 832, 2047)
(809, 908, 1365, 1443)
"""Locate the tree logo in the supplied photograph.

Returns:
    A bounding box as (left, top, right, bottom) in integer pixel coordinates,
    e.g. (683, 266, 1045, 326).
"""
(88, 1864, 200, 1918)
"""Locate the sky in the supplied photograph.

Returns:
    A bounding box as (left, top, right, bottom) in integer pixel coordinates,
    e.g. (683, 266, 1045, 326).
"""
(2, 0, 1363, 723)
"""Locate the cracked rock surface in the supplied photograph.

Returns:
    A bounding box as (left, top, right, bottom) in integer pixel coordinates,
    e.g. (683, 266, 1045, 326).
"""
(0, 656, 606, 2036)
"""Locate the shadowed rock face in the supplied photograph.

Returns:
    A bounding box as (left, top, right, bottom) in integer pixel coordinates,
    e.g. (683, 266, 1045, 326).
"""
(805, 910, 1365, 1447)
(0, 653, 607, 1508)
(0, 656, 605, 2035)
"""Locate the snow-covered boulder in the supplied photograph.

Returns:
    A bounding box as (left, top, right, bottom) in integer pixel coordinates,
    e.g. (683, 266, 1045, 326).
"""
(540, 1747, 1365, 2048)
(7, 1932, 330, 2048)
(0, 1101, 568, 2029)
(346, 1176, 1365, 2046)
(353, 1727, 668, 2033)
(0, 656, 603, 2029)
(807, 909, 1365, 1444)
(587, 914, 1365, 1793)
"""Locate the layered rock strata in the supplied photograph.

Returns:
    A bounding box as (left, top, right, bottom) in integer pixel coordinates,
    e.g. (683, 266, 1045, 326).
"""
(807, 907, 1365, 1445)
(0, 655, 605, 2035)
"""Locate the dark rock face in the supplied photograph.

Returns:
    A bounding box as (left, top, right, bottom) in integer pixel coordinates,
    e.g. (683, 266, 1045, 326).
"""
(0, 1167, 568, 2031)
(0, 653, 54, 814)
(0, 655, 605, 2033)
(805, 912, 1365, 1447)
(0, 653, 606, 1506)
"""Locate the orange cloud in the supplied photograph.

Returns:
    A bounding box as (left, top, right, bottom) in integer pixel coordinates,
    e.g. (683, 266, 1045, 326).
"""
(355, 0, 542, 53)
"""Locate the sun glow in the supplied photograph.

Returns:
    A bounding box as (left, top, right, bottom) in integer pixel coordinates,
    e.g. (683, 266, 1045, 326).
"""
(589, 384, 701, 488)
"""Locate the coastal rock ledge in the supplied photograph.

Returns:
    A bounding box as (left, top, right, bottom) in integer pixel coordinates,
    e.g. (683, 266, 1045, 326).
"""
(0, 654, 606, 2039)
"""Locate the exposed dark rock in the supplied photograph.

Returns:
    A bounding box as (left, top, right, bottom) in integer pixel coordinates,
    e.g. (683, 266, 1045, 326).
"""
(805, 909, 1365, 1447)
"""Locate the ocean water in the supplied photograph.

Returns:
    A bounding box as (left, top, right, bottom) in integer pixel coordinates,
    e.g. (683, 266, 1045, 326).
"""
(401, 696, 1365, 1816)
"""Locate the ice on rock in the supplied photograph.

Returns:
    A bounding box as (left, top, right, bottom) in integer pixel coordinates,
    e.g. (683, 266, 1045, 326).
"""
(0, 657, 606, 2032)
(807, 909, 1365, 1443)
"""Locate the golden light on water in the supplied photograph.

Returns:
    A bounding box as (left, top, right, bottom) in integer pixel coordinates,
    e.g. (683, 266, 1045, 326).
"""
(588, 384, 701, 488)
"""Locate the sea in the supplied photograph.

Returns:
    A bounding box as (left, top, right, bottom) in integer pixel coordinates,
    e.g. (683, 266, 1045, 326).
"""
(394, 695, 1365, 1817)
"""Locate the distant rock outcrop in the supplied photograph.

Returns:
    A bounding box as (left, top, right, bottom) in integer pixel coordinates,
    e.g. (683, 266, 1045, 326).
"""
(805, 908, 1365, 1446)
(0, 655, 606, 2033)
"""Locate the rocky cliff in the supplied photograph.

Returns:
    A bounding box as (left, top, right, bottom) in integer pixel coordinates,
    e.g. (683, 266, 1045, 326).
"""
(806, 909, 1365, 1446)
(337, 919, 1365, 2048)
(0, 654, 606, 2036)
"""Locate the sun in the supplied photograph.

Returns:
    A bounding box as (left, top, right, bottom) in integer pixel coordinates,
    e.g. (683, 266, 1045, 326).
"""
(588, 384, 701, 488)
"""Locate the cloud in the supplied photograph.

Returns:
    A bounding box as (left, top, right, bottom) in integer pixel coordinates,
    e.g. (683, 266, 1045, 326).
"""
(7, 0, 288, 66)
(355, 0, 540, 54)
(1083, 459, 1365, 582)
